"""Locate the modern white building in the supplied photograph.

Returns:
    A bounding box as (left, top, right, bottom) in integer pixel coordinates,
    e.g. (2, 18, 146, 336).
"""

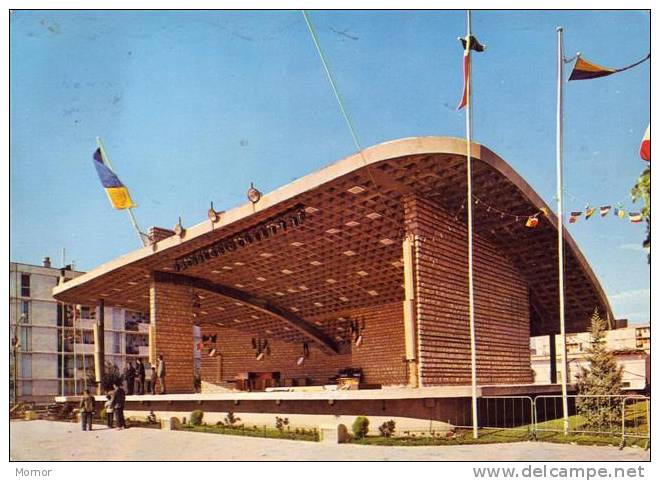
(10, 260, 154, 403)
(530, 324, 650, 391)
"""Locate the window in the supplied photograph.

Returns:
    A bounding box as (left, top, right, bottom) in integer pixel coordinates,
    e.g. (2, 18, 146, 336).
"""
(80, 306, 96, 320)
(20, 274, 30, 297)
(21, 355, 32, 378)
(113, 333, 121, 354)
(20, 301, 30, 324)
(20, 327, 31, 351)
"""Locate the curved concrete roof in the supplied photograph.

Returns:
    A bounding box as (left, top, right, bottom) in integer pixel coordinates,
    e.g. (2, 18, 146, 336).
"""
(53, 136, 612, 336)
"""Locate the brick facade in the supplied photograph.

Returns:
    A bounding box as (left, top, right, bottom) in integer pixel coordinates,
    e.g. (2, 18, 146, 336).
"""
(200, 301, 407, 388)
(150, 278, 195, 393)
(404, 196, 532, 386)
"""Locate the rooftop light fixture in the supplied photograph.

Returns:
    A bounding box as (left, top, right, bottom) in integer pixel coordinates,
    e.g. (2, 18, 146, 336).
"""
(304, 206, 319, 213)
(326, 228, 341, 234)
(256, 277, 266, 281)
(343, 250, 356, 256)
(222, 266, 233, 270)
(366, 212, 382, 220)
(379, 238, 395, 246)
(345, 221, 360, 227)
(234, 261, 245, 266)
(260, 252, 273, 258)
(298, 285, 309, 291)
(310, 260, 323, 266)
(208, 202, 224, 223)
(247, 183, 262, 204)
(174, 216, 185, 237)
(339, 296, 349, 302)
(368, 290, 378, 296)
(347, 186, 366, 194)
(290, 241, 304, 247)
(281, 269, 293, 275)
(326, 278, 337, 284)
(357, 271, 368, 277)
(275, 292, 285, 296)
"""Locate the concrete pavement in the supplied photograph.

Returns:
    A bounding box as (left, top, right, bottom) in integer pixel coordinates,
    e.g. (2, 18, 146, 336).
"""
(10, 420, 650, 461)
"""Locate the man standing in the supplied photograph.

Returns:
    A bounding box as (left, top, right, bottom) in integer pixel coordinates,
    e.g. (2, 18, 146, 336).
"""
(126, 361, 136, 396)
(135, 359, 145, 395)
(150, 365, 157, 395)
(157, 354, 166, 394)
(110, 382, 126, 429)
(79, 389, 95, 431)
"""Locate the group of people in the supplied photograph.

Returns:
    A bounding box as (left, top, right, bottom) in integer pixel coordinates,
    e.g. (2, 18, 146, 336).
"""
(78, 354, 167, 431)
(123, 355, 167, 396)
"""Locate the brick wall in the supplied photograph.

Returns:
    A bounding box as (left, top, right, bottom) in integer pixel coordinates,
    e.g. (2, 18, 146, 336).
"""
(150, 279, 195, 393)
(404, 196, 532, 386)
(200, 326, 350, 386)
(200, 301, 407, 387)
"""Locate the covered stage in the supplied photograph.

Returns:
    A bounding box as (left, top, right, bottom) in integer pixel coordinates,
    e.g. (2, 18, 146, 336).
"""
(53, 136, 611, 423)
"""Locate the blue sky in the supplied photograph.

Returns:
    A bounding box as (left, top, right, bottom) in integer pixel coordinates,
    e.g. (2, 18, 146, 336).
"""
(10, 10, 650, 324)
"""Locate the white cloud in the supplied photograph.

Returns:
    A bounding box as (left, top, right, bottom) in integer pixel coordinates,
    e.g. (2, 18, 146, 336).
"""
(609, 289, 650, 303)
(619, 243, 646, 252)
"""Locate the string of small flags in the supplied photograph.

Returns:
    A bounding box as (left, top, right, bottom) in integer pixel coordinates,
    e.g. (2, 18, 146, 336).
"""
(567, 204, 643, 224)
(469, 195, 643, 229)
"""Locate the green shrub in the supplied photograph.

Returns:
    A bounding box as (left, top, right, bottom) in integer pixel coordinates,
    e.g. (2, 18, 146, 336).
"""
(224, 411, 241, 426)
(275, 416, 290, 432)
(352, 416, 370, 439)
(378, 420, 396, 437)
(190, 410, 204, 426)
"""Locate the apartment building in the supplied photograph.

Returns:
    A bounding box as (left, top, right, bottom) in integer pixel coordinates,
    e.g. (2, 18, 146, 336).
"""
(530, 324, 650, 391)
(10, 259, 155, 403)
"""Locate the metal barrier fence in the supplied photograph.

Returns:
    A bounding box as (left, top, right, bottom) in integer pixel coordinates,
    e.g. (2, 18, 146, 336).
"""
(399, 395, 649, 446)
(451, 396, 535, 437)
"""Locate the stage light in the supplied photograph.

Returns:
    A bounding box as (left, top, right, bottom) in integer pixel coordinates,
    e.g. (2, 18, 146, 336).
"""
(209, 348, 216, 357)
(355, 335, 363, 347)
(297, 356, 305, 366)
(256, 352, 265, 361)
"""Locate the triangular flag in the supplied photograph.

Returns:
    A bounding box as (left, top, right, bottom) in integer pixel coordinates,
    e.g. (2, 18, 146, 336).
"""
(540, 207, 549, 217)
(629, 212, 643, 223)
(569, 53, 650, 81)
(585, 206, 596, 219)
(525, 216, 539, 228)
(599, 205, 611, 217)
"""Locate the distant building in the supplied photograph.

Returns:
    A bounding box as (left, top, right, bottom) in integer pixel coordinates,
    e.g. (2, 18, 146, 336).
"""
(10, 260, 160, 403)
(530, 325, 650, 391)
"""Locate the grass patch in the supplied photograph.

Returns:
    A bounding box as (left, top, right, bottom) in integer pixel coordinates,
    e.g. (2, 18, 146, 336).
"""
(180, 424, 320, 442)
(352, 402, 649, 448)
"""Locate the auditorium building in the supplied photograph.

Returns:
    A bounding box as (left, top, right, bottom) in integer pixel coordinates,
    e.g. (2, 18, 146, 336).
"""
(53, 136, 613, 427)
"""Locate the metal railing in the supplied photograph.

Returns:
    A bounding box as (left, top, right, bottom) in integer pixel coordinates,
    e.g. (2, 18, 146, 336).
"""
(398, 394, 649, 447)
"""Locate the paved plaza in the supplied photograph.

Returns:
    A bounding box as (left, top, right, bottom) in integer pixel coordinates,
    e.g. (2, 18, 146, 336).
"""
(10, 420, 650, 462)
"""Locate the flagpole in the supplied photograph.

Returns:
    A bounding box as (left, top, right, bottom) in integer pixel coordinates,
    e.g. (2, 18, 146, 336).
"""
(96, 137, 148, 246)
(556, 26, 570, 436)
(465, 9, 479, 440)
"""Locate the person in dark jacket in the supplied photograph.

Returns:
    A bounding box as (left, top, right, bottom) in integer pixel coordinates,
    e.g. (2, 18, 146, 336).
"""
(150, 366, 157, 395)
(79, 389, 95, 431)
(110, 382, 126, 429)
(125, 362, 136, 395)
(157, 354, 166, 394)
(135, 359, 146, 395)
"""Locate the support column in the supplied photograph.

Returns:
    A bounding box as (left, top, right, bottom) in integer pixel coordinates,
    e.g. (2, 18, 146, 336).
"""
(402, 235, 419, 388)
(149, 273, 195, 393)
(549, 333, 558, 384)
(94, 299, 105, 395)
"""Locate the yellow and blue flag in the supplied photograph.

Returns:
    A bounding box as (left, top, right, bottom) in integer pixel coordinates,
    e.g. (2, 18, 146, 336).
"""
(93, 148, 135, 210)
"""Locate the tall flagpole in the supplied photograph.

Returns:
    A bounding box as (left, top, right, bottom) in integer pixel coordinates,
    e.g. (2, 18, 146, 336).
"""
(465, 9, 479, 440)
(96, 137, 148, 246)
(556, 26, 570, 436)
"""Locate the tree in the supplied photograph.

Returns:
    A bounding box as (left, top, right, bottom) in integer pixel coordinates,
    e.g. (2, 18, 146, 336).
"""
(575, 310, 623, 431)
(631, 166, 650, 263)
(86, 361, 123, 392)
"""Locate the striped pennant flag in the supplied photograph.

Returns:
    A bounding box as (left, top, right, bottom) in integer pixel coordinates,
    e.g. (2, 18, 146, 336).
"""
(569, 53, 650, 81)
